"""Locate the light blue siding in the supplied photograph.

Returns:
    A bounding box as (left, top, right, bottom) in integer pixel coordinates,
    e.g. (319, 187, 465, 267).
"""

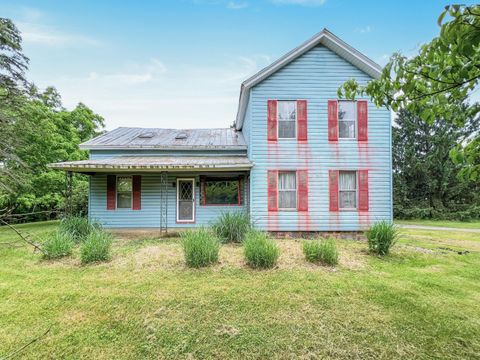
(246, 45, 392, 231)
(89, 173, 246, 228)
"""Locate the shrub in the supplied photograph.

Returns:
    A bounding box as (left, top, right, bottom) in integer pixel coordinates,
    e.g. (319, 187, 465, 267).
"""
(211, 211, 251, 243)
(42, 232, 74, 260)
(366, 220, 399, 256)
(59, 216, 101, 243)
(181, 228, 220, 268)
(243, 230, 279, 269)
(80, 230, 112, 264)
(303, 238, 338, 266)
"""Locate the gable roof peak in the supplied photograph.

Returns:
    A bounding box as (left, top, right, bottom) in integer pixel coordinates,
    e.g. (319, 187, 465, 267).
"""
(235, 29, 382, 130)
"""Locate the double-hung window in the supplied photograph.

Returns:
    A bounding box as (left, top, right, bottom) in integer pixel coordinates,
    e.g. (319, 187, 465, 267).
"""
(116, 176, 132, 208)
(277, 101, 296, 139)
(278, 171, 297, 209)
(339, 171, 357, 209)
(338, 101, 356, 139)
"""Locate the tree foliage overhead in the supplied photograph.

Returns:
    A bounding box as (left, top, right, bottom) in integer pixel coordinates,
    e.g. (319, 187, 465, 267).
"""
(338, 5, 480, 180)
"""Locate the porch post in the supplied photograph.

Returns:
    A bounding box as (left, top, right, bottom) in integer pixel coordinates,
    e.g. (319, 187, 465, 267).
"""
(160, 171, 168, 232)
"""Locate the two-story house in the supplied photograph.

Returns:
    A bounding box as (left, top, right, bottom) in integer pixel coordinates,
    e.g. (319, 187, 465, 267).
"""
(50, 29, 392, 232)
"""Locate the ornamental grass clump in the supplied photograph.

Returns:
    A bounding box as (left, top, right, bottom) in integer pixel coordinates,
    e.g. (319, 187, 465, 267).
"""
(303, 238, 338, 266)
(59, 216, 101, 243)
(42, 232, 74, 260)
(181, 228, 220, 268)
(211, 211, 251, 243)
(80, 230, 113, 264)
(243, 230, 279, 269)
(366, 220, 399, 256)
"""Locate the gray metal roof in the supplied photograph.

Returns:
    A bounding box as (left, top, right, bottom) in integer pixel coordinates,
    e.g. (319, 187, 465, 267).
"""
(49, 156, 253, 173)
(80, 127, 247, 150)
(235, 28, 383, 130)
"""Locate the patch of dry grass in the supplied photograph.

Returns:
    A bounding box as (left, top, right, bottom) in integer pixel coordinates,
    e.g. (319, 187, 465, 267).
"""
(1, 222, 479, 359)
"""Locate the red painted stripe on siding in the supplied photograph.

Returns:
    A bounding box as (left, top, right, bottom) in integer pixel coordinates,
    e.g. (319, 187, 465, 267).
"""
(267, 170, 278, 212)
(297, 100, 307, 141)
(297, 169, 308, 212)
(106, 175, 116, 210)
(328, 100, 338, 141)
(357, 100, 368, 142)
(358, 170, 369, 211)
(329, 170, 339, 211)
(267, 100, 278, 141)
(132, 175, 141, 210)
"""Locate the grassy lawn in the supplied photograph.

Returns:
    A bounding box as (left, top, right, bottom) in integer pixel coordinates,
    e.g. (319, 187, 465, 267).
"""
(395, 219, 480, 229)
(0, 222, 479, 359)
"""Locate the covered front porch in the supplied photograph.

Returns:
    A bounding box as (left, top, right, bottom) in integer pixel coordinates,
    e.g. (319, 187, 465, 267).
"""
(49, 156, 252, 231)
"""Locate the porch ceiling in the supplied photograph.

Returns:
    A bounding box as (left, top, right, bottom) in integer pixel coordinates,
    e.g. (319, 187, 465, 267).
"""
(48, 156, 253, 173)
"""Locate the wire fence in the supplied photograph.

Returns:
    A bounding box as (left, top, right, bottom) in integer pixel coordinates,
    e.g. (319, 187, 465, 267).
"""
(0, 209, 64, 225)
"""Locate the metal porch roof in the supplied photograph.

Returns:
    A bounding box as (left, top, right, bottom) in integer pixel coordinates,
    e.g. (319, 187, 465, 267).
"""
(49, 156, 253, 173)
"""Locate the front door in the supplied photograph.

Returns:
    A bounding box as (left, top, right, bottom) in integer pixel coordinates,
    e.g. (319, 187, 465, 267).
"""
(177, 178, 195, 223)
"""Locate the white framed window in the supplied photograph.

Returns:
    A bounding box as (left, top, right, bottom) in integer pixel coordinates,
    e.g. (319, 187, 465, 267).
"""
(339, 171, 357, 209)
(278, 171, 297, 209)
(338, 101, 356, 139)
(277, 101, 296, 139)
(116, 176, 132, 209)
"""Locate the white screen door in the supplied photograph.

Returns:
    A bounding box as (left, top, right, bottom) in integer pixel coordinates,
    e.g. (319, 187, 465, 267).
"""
(177, 178, 195, 223)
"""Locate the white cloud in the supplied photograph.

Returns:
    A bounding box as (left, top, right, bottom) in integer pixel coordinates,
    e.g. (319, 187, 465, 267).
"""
(17, 21, 101, 47)
(18, 22, 101, 47)
(192, 0, 249, 9)
(355, 25, 372, 34)
(269, 0, 326, 6)
(87, 59, 167, 84)
(38, 55, 271, 130)
(227, 1, 249, 9)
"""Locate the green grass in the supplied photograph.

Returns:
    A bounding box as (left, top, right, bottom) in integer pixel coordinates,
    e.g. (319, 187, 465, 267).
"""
(395, 219, 480, 229)
(0, 221, 479, 359)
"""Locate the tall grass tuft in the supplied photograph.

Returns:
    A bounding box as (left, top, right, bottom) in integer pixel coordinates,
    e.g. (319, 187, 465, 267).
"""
(59, 216, 101, 243)
(181, 228, 220, 268)
(366, 220, 399, 256)
(303, 238, 338, 266)
(243, 230, 279, 269)
(80, 230, 113, 264)
(211, 211, 251, 243)
(42, 232, 74, 260)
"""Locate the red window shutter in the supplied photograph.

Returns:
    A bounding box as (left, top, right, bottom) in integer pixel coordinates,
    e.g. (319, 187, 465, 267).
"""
(267, 170, 278, 212)
(297, 100, 308, 141)
(358, 170, 369, 211)
(328, 100, 338, 141)
(267, 100, 277, 141)
(329, 170, 339, 211)
(132, 175, 141, 210)
(106, 175, 116, 210)
(297, 170, 308, 211)
(357, 100, 368, 141)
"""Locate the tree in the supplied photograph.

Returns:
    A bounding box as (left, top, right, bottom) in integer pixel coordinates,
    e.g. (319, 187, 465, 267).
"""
(0, 90, 104, 218)
(0, 18, 29, 104)
(393, 108, 480, 219)
(0, 18, 105, 219)
(338, 5, 480, 178)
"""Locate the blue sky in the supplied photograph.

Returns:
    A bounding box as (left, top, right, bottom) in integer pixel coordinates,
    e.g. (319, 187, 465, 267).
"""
(1, 0, 473, 130)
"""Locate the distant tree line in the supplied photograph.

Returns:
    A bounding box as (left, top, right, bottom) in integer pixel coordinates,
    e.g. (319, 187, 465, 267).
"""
(0, 18, 104, 222)
(393, 108, 480, 220)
